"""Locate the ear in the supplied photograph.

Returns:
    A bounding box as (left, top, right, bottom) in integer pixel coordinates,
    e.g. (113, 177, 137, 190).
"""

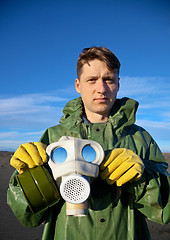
(75, 78, 80, 93)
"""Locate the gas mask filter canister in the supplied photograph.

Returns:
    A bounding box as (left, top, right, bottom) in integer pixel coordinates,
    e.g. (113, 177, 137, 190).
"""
(46, 136, 104, 216)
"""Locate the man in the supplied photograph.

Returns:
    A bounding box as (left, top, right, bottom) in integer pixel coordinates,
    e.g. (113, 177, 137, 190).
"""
(8, 47, 170, 240)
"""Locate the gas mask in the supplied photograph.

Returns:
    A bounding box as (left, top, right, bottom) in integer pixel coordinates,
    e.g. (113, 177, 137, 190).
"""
(46, 136, 104, 216)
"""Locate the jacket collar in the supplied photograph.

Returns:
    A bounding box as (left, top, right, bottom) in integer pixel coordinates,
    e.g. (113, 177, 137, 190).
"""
(109, 97, 139, 129)
(59, 97, 139, 130)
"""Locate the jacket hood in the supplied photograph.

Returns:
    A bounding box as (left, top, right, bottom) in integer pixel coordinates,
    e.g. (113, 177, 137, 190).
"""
(59, 97, 139, 130)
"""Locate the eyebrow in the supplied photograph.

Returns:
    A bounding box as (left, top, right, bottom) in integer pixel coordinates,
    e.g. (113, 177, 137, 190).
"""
(87, 72, 114, 78)
(86, 75, 98, 79)
(83, 72, 116, 81)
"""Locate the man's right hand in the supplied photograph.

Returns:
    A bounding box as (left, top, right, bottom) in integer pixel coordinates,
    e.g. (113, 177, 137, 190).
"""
(10, 142, 48, 173)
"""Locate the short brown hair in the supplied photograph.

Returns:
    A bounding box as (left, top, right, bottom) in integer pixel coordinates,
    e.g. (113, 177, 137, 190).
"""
(76, 47, 121, 79)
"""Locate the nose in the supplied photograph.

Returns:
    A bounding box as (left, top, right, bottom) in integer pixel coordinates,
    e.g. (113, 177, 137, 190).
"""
(96, 80, 107, 93)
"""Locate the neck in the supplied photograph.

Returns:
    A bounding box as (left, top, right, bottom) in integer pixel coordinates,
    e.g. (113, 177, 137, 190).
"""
(83, 112, 109, 123)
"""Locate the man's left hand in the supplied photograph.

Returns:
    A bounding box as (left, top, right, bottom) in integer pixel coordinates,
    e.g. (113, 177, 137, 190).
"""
(100, 148, 144, 186)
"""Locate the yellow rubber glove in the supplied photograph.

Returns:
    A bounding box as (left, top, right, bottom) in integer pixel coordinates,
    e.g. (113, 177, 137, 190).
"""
(10, 142, 47, 173)
(100, 148, 144, 186)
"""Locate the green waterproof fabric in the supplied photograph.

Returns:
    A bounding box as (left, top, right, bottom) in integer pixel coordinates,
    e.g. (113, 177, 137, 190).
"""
(7, 97, 170, 240)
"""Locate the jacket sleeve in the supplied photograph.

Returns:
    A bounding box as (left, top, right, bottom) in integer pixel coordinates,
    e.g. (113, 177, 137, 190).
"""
(7, 170, 47, 227)
(127, 139, 170, 225)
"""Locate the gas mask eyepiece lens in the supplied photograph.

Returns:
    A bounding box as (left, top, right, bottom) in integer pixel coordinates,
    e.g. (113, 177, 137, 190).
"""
(82, 145, 96, 162)
(52, 147, 67, 164)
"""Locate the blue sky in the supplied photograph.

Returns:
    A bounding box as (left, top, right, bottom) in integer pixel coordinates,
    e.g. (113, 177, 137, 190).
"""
(0, 0, 170, 152)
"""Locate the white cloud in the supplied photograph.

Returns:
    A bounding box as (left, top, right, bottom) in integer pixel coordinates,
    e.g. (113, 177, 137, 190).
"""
(139, 102, 170, 109)
(0, 130, 43, 139)
(136, 119, 170, 130)
(119, 75, 170, 121)
(0, 140, 29, 152)
(0, 91, 74, 131)
(0, 93, 68, 116)
(0, 130, 44, 151)
(118, 76, 170, 98)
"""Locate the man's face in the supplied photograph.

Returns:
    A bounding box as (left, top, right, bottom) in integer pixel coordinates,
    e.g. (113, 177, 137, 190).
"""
(75, 59, 120, 122)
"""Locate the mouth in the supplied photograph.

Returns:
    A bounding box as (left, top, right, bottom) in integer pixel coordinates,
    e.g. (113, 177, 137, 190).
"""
(94, 97, 109, 102)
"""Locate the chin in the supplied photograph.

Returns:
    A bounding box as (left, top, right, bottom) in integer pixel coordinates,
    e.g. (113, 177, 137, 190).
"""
(95, 108, 110, 115)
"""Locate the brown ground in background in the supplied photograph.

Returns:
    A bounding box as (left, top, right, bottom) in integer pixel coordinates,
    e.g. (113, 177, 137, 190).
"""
(0, 151, 170, 240)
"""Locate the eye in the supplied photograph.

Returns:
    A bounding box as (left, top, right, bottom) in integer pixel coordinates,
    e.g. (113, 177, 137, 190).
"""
(87, 78, 97, 83)
(87, 79, 95, 83)
(82, 145, 96, 162)
(104, 78, 115, 83)
(52, 147, 67, 163)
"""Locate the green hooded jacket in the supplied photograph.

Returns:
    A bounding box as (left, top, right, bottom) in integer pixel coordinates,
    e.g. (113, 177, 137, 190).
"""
(7, 97, 170, 240)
